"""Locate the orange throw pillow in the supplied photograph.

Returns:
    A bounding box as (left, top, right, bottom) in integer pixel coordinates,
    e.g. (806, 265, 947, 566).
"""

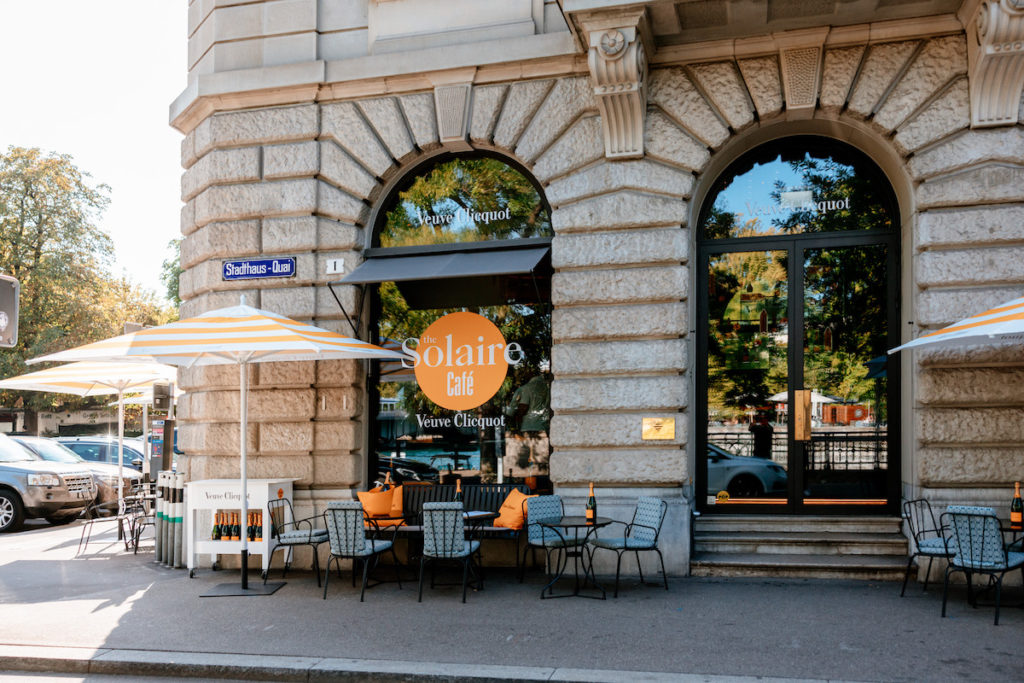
(494, 489, 536, 530)
(358, 486, 393, 518)
(390, 485, 403, 517)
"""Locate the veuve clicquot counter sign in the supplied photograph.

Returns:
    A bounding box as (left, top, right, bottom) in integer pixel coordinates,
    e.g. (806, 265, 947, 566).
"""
(402, 312, 523, 411)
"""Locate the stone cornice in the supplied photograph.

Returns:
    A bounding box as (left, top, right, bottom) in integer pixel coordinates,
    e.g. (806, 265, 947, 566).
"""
(650, 14, 965, 65)
(967, 0, 1024, 127)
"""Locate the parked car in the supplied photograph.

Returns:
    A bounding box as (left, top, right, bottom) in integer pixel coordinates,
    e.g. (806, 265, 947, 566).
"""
(12, 436, 141, 505)
(707, 443, 788, 498)
(57, 436, 145, 472)
(0, 433, 96, 532)
(375, 456, 440, 486)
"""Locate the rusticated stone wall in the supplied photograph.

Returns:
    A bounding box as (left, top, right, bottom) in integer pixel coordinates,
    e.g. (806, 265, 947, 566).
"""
(175, 24, 1024, 570)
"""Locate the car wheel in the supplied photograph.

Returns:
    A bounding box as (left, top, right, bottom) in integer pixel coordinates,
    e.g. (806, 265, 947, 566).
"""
(45, 515, 76, 526)
(0, 491, 25, 533)
(726, 474, 765, 498)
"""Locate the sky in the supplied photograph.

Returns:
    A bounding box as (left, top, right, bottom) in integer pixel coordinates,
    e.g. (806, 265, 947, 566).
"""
(0, 1, 187, 301)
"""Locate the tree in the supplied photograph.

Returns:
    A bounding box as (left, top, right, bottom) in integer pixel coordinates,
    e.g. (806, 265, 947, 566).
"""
(0, 146, 175, 430)
(160, 237, 182, 307)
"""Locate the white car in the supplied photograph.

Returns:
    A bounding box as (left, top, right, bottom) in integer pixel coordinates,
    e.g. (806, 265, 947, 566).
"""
(707, 444, 788, 498)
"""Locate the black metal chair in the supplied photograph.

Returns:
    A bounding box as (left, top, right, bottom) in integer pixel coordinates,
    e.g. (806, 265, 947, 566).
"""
(265, 498, 328, 586)
(77, 499, 122, 555)
(941, 506, 1024, 625)
(588, 496, 669, 597)
(900, 498, 952, 596)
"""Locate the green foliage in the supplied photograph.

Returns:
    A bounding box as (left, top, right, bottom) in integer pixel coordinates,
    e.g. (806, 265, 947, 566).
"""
(0, 146, 176, 416)
(160, 237, 182, 308)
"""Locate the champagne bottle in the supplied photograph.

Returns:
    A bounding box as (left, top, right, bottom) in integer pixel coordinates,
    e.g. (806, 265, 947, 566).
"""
(382, 471, 392, 491)
(586, 482, 596, 524)
(454, 478, 463, 503)
(212, 511, 221, 540)
(255, 511, 263, 542)
(247, 513, 254, 542)
(232, 512, 240, 541)
(1011, 481, 1023, 528)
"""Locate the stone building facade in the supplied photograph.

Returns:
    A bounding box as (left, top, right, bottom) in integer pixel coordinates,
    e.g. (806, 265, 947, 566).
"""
(172, 0, 1024, 574)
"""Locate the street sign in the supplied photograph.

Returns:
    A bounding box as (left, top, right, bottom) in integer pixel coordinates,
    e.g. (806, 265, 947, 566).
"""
(0, 274, 18, 348)
(222, 257, 296, 281)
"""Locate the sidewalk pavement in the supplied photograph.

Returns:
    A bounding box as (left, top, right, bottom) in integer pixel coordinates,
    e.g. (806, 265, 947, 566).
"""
(0, 520, 1021, 682)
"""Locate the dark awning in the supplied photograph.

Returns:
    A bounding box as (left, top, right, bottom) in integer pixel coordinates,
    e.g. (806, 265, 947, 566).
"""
(334, 245, 551, 308)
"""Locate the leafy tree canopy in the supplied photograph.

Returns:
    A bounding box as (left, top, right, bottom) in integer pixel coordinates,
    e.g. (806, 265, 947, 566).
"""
(0, 146, 176, 418)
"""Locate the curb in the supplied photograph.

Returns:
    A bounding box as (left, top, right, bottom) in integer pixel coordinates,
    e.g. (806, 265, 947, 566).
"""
(0, 644, 832, 682)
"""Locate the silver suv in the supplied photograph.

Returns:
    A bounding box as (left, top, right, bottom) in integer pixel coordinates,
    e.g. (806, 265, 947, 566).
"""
(0, 433, 96, 532)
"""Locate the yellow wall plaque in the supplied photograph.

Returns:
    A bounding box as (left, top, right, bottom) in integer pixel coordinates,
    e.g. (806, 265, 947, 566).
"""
(641, 417, 675, 440)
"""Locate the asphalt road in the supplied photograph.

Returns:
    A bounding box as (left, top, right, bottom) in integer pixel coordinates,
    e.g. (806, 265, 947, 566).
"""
(0, 519, 1021, 681)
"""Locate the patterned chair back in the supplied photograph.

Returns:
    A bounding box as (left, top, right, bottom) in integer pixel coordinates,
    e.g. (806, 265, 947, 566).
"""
(423, 502, 465, 558)
(524, 495, 563, 545)
(945, 507, 1006, 570)
(267, 498, 294, 541)
(629, 496, 667, 546)
(325, 501, 366, 556)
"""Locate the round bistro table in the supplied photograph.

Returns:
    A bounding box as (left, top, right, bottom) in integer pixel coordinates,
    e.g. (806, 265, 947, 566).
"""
(538, 516, 610, 599)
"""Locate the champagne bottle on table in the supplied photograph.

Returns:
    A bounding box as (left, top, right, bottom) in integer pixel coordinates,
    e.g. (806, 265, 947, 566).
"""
(586, 482, 596, 524)
(232, 512, 240, 541)
(1011, 481, 1023, 528)
(382, 471, 392, 491)
(454, 478, 463, 503)
(255, 511, 263, 542)
(211, 512, 221, 540)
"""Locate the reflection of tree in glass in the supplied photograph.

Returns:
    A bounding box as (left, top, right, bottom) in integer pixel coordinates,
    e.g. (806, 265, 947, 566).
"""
(802, 246, 886, 413)
(381, 158, 552, 247)
(706, 250, 788, 420)
(770, 156, 893, 234)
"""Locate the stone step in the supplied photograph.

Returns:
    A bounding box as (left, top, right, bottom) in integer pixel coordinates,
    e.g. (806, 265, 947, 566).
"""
(690, 552, 908, 581)
(694, 531, 907, 556)
(695, 514, 902, 535)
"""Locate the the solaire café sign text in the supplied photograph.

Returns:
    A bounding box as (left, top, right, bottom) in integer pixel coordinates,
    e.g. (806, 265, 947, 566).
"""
(401, 311, 522, 411)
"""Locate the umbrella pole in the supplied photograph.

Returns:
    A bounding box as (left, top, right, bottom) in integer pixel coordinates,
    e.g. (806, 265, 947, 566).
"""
(239, 360, 249, 590)
(117, 390, 125, 541)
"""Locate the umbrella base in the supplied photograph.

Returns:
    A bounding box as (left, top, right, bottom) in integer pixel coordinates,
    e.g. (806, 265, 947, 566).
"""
(200, 581, 284, 597)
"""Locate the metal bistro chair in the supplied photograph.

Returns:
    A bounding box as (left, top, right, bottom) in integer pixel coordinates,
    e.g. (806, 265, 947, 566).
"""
(588, 496, 669, 598)
(323, 501, 401, 601)
(419, 502, 482, 603)
(265, 498, 328, 586)
(941, 506, 1024, 625)
(518, 495, 583, 590)
(900, 498, 953, 596)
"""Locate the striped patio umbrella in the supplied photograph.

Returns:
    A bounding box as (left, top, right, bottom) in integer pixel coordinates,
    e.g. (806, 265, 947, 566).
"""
(889, 294, 1024, 354)
(0, 360, 178, 511)
(30, 302, 406, 592)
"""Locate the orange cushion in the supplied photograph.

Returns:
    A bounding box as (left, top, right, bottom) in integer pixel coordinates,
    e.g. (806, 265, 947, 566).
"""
(494, 489, 536, 530)
(357, 486, 393, 518)
(390, 485, 403, 517)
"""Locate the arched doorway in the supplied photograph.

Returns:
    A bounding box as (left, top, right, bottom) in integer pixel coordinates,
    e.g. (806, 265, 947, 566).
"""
(696, 136, 900, 515)
(343, 152, 554, 489)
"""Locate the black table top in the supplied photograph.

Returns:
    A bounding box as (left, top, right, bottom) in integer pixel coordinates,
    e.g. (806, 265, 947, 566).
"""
(544, 516, 611, 529)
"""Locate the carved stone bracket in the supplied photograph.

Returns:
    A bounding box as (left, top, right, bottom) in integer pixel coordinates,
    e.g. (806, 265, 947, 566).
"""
(578, 10, 650, 159)
(969, 0, 1024, 127)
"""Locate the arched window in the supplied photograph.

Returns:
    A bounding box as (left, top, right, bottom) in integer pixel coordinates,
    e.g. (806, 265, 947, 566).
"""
(376, 153, 552, 248)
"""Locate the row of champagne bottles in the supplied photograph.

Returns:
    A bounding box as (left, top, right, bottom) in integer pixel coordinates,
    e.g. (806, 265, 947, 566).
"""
(211, 510, 265, 542)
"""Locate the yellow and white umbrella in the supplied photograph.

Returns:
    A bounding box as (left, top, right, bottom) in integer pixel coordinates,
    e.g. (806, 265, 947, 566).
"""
(0, 360, 178, 510)
(889, 294, 1024, 354)
(31, 302, 405, 592)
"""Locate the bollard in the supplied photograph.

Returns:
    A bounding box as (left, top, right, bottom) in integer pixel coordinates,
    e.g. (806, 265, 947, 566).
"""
(173, 472, 184, 568)
(154, 471, 165, 564)
(161, 471, 171, 566)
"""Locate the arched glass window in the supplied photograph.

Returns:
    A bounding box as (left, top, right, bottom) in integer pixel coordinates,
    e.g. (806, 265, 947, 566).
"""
(376, 154, 552, 248)
(700, 136, 897, 241)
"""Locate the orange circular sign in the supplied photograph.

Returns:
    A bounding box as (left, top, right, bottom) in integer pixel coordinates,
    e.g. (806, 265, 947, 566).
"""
(413, 312, 511, 411)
